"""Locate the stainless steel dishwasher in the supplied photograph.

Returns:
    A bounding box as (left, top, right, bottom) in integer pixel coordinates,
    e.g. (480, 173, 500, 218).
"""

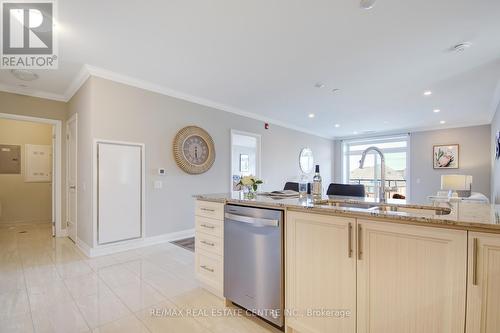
(224, 204, 284, 327)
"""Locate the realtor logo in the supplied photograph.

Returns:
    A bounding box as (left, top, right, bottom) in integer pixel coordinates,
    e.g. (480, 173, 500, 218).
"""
(1, 1, 57, 69)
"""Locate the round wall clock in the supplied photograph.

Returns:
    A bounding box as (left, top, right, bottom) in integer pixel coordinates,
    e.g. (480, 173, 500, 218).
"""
(173, 126, 215, 174)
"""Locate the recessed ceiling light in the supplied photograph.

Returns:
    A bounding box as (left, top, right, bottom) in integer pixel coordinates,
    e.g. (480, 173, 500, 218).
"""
(450, 42, 472, 53)
(353, 131, 358, 135)
(423, 90, 432, 96)
(383, 120, 389, 124)
(331, 88, 341, 94)
(334, 124, 340, 128)
(308, 113, 315, 118)
(440, 120, 446, 124)
(433, 109, 441, 113)
(360, 0, 376, 9)
(314, 82, 325, 88)
(10, 69, 39, 81)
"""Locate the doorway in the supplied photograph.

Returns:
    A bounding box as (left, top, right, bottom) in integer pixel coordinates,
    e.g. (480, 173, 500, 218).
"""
(66, 114, 77, 242)
(0, 113, 63, 237)
(230, 130, 261, 191)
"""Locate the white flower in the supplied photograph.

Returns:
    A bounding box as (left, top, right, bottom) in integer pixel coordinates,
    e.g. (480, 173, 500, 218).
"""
(240, 176, 254, 186)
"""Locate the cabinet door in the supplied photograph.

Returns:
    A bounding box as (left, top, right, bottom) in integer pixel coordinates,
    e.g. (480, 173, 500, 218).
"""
(356, 220, 467, 333)
(466, 232, 500, 333)
(286, 211, 356, 333)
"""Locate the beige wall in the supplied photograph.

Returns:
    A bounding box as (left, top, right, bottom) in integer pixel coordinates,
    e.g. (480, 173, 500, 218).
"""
(0, 118, 53, 223)
(0, 91, 67, 229)
(69, 77, 333, 246)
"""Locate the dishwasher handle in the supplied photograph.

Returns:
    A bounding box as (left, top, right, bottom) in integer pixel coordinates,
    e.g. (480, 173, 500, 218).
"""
(225, 212, 279, 227)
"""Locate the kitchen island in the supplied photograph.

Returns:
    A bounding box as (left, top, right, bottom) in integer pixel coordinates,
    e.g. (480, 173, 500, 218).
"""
(193, 193, 500, 333)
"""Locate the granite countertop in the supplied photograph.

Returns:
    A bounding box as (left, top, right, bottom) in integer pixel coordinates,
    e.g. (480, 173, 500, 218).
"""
(194, 192, 500, 233)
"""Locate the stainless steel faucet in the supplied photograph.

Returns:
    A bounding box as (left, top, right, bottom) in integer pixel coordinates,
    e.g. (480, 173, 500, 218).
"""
(359, 146, 386, 203)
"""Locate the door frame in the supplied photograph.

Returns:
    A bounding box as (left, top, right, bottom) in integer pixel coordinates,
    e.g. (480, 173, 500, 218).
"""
(92, 139, 146, 248)
(66, 113, 78, 241)
(0, 112, 63, 237)
(230, 129, 262, 192)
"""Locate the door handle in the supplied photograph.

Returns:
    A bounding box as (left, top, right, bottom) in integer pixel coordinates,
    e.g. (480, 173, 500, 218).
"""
(357, 224, 363, 260)
(200, 265, 214, 273)
(225, 213, 279, 227)
(472, 237, 478, 286)
(348, 223, 353, 258)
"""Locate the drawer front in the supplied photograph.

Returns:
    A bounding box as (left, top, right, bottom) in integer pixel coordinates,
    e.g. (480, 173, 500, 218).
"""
(196, 232, 223, 256)
(195, 216, 223, 238)
(195, 200, 224, 220)
(196, 252, 222, 288)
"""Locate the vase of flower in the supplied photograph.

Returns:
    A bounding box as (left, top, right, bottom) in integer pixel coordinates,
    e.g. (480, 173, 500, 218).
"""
(238, 176, 263, 198)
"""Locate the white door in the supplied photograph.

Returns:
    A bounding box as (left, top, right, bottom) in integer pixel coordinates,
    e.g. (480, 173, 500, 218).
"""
(66, 115, 77, 242)
(97, 142, 142, 244)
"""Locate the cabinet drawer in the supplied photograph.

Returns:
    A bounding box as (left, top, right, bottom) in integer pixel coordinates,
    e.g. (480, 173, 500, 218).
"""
(195, 216, 223, 238)
(196, 232, 222, 256)
(195, 200, 224, 220)
(196, 252, 222, 289)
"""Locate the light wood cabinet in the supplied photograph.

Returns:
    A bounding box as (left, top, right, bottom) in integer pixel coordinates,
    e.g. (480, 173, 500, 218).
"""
(466, 232, 500, 333)
(356, 219, 467, 333)
(286, 211, 356, 333)
(195, 200, 224, 297)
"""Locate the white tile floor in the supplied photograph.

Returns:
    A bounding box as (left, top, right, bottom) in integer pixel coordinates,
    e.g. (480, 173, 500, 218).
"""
(0, 223, 281, 333)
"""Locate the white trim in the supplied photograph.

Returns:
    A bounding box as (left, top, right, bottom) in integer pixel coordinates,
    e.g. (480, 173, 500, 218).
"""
(0, 113, 64, 237)
(335, 121, 491, 140)
(92, 139, 146, 248)
(77, 229, 195, 258)
(66, 113, 78, 242)
(84, 65, 331, 139)
(0, 83, 66, 102)
(64, 66, 91, 101)
(230, 129, 262, 192)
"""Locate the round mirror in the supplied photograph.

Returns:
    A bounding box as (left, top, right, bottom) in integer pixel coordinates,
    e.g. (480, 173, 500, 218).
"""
(299, 148, 314, 173)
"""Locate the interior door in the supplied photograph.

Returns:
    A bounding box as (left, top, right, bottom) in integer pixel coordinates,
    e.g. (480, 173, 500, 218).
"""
(97, 142, 142, 244)
(67, 116, 77, 241)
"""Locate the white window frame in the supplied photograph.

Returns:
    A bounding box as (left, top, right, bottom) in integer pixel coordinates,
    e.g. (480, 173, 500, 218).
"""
(341, 134, 411, 200)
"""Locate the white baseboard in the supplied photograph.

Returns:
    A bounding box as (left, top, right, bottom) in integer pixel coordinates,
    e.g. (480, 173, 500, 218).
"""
(77, 228, 195, 258)
(76, 238, 92, 257)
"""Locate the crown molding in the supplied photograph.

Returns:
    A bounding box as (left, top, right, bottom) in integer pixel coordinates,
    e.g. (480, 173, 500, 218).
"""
(63, 65, 91, 102)
(83, 65, 333, 139)
(0, 82, 66, 102)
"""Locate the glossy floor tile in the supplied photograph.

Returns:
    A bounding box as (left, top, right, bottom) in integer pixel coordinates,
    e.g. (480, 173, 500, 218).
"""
(0, 222, 280, 333)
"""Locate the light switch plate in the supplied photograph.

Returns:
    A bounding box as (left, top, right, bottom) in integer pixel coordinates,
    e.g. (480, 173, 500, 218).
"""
(154, 180, 163, 189)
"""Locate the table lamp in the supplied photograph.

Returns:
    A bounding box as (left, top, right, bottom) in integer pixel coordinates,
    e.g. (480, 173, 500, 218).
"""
(441, 175, 472, 198)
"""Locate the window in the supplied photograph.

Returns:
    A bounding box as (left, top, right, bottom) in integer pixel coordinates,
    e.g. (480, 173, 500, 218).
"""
(342, 134, 410, 199)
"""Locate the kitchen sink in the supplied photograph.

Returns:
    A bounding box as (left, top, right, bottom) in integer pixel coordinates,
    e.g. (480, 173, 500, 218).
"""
(315, 199, 452, 216)
(368, 205, 452, 216)
(317, 200, 379, 210)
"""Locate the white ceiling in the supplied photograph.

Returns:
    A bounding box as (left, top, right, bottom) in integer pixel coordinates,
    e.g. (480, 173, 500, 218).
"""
(1, 0, 500, 138)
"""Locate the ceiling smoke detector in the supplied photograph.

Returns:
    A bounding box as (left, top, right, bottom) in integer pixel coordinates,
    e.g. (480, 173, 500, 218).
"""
(450, 42, 472, 53)
(10, 69, 39, 81)
(360, 0, 377, 9)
